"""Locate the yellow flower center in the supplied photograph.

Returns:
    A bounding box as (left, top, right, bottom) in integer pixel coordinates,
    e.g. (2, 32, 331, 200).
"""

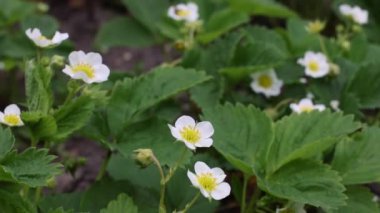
(308, 60, 319, 72)
(300, 105, 314, 113)
(72, 63, 95, 79)
(175, 8, 190, 17)
(4, 114, 21, 126)
(38, 35, 48, 41)
(258, 75, 273, 88)
(180, 126, 201, 144)
(198, 173, 217, 192)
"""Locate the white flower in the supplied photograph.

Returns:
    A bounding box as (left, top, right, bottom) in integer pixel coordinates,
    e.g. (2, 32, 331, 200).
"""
(187, 161, 231, 200)
(330, 100, 340, 111)
(168, 115, 214, 150)
(168, 2, 199, 22)
(339, 4, 368, 25)
(26, 28, 68, 48)
(63, 51, 110, 84)
(290, 98, 326, 114)
(250, 69, 283, 98)
(297, 51, 329, 78)
(0, 104, 24, 127)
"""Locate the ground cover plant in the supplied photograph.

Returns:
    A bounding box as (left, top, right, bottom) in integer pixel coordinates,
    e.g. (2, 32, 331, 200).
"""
(0, 0, 380, 212)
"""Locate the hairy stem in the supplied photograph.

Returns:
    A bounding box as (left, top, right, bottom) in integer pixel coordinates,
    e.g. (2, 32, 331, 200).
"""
(241, 174, 249, 213)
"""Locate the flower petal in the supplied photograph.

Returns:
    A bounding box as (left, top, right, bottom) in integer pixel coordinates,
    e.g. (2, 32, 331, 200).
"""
(200, 188, 211, 199)
(86, 52, 103, 65)
(211, 168, 226, 183)
(196, 121, 214, 138)
(93, 64, 110, 83)
(187, 170, 199, 187)
(195, 138, 213, 148)
(69, 51, 86, 65)
(194, 161, 210, 175)
(211, 182, 231, 200)
(175, 115, 196, 129)
(168, 124, 181, 140)
(183, 141, 196, 150)
(4, 104, 21, 115)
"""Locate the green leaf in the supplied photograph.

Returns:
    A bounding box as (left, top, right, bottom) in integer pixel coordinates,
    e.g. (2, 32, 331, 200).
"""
(0, 127, 15, 160)
(0, 148, 61, 187)
(266, 111, 360, 173)
(116, 119, 192, 167)
(100, 194, 138, 213)
(229, 0, 297, 18)
(121, 0, 169, 33)
(107, 67, 210, 137)
(198, 9, 249, 43)
(347, 63, 380, 109)
(52, 95, 95, 140)
(258, 160, 346, 210)
(286, 18, 320, 55)
(0, 34, 35, 58)
(95, 17, 157, 51)
(25, 60, 53, 114)
(29, 115, 57, 141)
(0, 189, 36, 213)
(332, 127, 380, 185)
(20, 14, 59, 36)
(39, 192, 83, 212)
(327, 186, 379, 213)
(0, 0, 36, 25)
(202, 103, 273, 175)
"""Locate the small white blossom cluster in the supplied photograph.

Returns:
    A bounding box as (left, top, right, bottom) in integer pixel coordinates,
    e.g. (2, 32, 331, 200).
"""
(339, 4, 368, 25)
(25, 28, 110, 84)
(168, 116, 231, 200)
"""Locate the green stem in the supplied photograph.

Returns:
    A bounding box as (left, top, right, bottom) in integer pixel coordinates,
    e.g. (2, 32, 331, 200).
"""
(246, 186, 261, 213)
(96, 151, 111, 181)
(34, 187, 42, 204)
(318, 35, 329, 59)
(151, 154, 166, 213)
(63, 84, 86, 105)
(178, 192, 201, 213)
(31, 137, 38, 148)
(241, 174, 249, 213)
(165, 147, 187, 183)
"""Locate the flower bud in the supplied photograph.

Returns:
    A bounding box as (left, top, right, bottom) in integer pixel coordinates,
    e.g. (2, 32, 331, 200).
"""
(46, 177, 57, 188)
(340, 40, 351, 51)
(37, 2, 49, 13)
(174, 40, 187, 51)
(51, 55, 65, 67)
(329, 63, 340, 75)
(133, 149, 154, 168)
(306, 20, 326, 34)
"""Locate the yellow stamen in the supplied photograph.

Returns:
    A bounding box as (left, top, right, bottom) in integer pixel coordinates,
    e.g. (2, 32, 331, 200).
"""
(4, 115, 21, 126)
(308, 61, 319, 72)
(175, 8, 190, 17)
(300, 105, 314, 113)
(72, 63, 95, 79)
(38, 35, 48, 41)
(198, 173, 217, 192)
(180, 126, 200, 144)
(258, 75, 273, 88)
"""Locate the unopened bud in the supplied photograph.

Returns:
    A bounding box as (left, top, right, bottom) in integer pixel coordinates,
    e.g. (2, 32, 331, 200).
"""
(37, 2, 49, 13)
(329, 63, 340, 75)
(174, 40, 187, 51)
(51, 55, 65, 67)
(46, 177, 56, 188)
(133, 149, 154, 168)
(264, 108, 277, 119)
(306, 20, 326, 34)
(340, 40, 351, 51)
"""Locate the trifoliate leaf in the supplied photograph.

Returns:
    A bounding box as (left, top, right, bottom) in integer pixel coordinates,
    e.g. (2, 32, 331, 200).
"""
(202, 103, 273, 175)
(258, 160, 346, 210)
(107, 67, 210, 137)
(332, 127, 380, 185)
(229, 0, 297, 18)
(0, 148, 61, 187)
(100, 194, 138, 213)
(266, 111, 360, 173)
